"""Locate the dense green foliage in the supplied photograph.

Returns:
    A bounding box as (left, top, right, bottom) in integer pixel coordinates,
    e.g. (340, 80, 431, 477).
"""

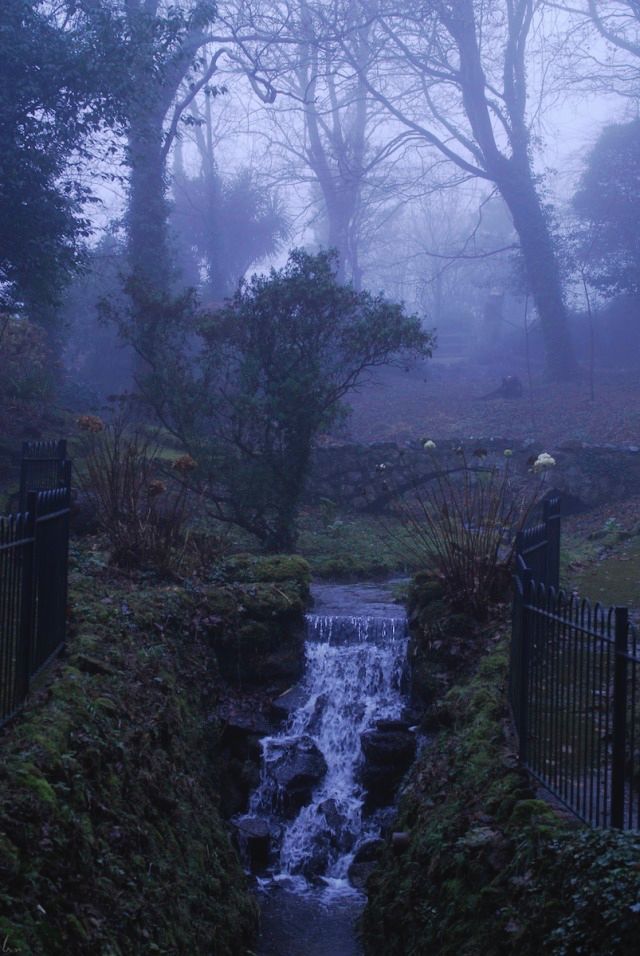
(171, 166, 289, 300)
(573, 119, 640, 297)
(0, 0, 116, 320)
(140, 249, 434, 551)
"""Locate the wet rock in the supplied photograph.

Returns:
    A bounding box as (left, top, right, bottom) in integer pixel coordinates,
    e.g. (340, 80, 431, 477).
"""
(352, 837, 385, 863)
(375, 718, 411, 733)
(348, 838, 384, 889)
(360, 728, 417, 809)
(271, 736, 327, 816)
(295, 841, 330, 880)
(271, 685, 308, 721)
(316, 799, 356, 853)
(317, 798, 344, 832)
(360, 764, 399, 809)
(305, 693, 329, 734)
(214, 705, 274, 817)
(361, 729, 416, 766)
(234, 816, 272, 870)
(221, 710, 274, 739)
(217, 706, 273, 769)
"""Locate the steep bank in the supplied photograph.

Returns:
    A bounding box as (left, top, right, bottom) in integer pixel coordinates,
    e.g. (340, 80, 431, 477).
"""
(363, 584, 640, 955)
(0, 545, 310, 954)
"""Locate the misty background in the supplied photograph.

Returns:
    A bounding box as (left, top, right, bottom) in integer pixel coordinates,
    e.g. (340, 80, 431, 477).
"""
(2, 1, 640, 416)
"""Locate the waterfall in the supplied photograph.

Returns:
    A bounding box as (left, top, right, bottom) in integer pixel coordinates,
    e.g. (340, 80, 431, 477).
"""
(245, 602, 409, 894)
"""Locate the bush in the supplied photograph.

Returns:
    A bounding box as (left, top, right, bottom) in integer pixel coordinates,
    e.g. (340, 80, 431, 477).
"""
(133, 248, 434, 552)
(381, 443, 555, 619)
(75, 408, 190, 573)
(0, 314, 52, 405)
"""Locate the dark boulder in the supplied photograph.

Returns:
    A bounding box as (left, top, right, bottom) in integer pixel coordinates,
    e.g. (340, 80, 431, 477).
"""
(375, 718, 411, 733)
(361, 729, 416, 766)
(360, 763, 399, 809)
(317, 798, 355, 853)
(359, 727, 417, 809)
(348, 838, 384, 890)
(271, 736, 327, 816)
(233, 816, 272, 871)
(271, 685, 308, 721)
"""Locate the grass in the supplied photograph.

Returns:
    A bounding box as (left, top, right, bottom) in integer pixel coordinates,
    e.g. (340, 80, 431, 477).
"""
(572, 538, 640, 608)
(296, 509, 422, 579)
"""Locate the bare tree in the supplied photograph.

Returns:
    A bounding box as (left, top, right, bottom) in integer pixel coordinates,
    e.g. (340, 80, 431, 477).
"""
(546, 1, 640, 95)
(336, 0, 577, 378)
(221, 0, 420, 288)
(586, 0, 640, 58)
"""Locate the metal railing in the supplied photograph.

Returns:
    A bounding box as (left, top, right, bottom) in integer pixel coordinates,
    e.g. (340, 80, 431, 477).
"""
(19, 439, 68, 511)
(1, 449, 71, 726)
(515, 495, 561, 591)
(511, 533, 640, 829)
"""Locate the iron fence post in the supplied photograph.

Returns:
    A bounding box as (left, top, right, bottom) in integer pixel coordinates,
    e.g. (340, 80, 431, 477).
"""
(18, 442, 29, 512)
(18, 492, 38, 695)
(518, 566, 533, 766)
(543, 497, 561, 591)
(611, 607, 629, 829)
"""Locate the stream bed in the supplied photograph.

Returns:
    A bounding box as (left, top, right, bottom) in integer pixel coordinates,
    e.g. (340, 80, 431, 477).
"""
(243, 581, 411, 956)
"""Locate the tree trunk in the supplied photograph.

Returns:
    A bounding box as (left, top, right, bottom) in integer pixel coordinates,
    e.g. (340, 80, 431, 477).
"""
(495, 158, 576, 380)
(125, 109, 173, 377)
(326, 189, 361, 288)
(126, 110, 171, 296)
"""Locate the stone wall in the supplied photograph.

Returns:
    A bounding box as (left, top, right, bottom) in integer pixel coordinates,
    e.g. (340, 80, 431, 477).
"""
(304, 439, 640, 514)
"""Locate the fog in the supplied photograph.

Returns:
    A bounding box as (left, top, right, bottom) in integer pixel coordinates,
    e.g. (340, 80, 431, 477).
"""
(2, 0, 640, 431)
(3, 9, 640, 952)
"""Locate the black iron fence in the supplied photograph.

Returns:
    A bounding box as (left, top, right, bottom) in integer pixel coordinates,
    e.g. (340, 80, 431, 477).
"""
(19, 439, 68, 511)
(0, 446, 71, 726)
(515, 495, 561, 591)
(511, 508, 640, 829)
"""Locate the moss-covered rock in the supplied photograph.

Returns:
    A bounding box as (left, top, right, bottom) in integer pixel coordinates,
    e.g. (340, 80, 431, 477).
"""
(0, 557, 259, 955)
(363, 625, 640, 955)
(198, 556, 309, 685)
(218, 553, 311, 588)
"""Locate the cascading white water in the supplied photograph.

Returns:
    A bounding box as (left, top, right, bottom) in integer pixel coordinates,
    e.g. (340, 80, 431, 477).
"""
(248, 607, 409, 893)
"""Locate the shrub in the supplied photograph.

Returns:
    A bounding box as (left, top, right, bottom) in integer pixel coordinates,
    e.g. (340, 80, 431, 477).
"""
(75, 409, 190, 573)
(381, 443, 556, 619)
(0, 314, 52, 404)
(132, 248, 434, 552)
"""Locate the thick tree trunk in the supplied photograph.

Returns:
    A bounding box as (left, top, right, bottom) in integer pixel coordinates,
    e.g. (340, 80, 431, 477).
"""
(125, 110, 173, 376)
(326, 189, 361, 289)
(495, 158, 576, 380)
(127, 111, 171, 296)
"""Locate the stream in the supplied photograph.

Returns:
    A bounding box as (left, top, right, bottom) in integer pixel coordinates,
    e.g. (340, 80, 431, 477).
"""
(241, 582, 412, 956)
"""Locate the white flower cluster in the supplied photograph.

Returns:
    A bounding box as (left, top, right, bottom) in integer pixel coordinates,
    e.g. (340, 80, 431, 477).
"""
(422, 439, 436, 450)
(533, 452, 556, 473)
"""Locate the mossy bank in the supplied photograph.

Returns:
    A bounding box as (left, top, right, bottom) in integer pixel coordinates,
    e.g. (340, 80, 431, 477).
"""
(0, 544, 310, 955)
(363, 581, 640, 955)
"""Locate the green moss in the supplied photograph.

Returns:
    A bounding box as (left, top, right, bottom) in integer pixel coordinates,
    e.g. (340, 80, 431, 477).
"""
(0, 547, 259, 955)
(363, 624, 640, 956)
(220, 552, 311, 587)
(297, 511, 419, 579)
(14, 766, 58, 806)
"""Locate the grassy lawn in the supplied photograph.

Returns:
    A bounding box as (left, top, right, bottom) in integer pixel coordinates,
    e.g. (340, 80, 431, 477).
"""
(296, 508, 423, 580)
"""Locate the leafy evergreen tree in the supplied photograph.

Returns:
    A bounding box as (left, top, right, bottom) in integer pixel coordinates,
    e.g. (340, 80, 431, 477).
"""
(573, 119, 640, 297)
(0, 0, 117, 322)
(140, 248, 434, 551)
